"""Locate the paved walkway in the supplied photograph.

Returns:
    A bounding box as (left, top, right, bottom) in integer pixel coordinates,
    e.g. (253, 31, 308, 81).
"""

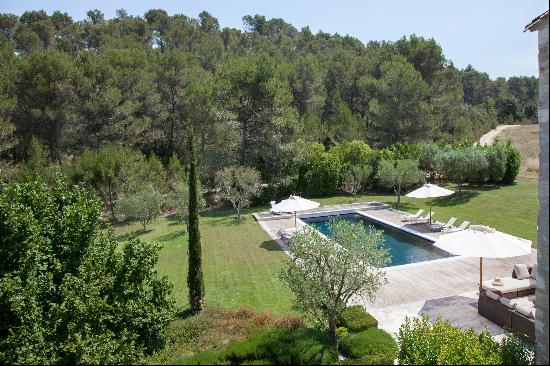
(254, 201, 536, 338)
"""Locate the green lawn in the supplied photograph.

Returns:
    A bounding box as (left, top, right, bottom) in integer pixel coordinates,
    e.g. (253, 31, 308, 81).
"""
(114, 180, 538, 314)
(114, 208, 293, 313)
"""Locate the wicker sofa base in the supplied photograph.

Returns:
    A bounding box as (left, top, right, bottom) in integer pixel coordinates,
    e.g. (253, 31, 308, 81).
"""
(478, 292, 535, 340)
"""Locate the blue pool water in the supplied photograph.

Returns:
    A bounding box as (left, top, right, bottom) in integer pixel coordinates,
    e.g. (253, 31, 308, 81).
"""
(302, 214, 452, 267)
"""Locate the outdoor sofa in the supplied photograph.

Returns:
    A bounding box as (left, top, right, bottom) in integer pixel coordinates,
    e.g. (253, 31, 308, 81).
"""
(478, 264, 537, 340)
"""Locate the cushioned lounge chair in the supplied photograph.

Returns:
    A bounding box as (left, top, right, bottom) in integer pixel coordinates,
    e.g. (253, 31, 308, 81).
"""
(442, 220, 469, 233)
(429, 217, 457, 231)
(401, 209, 424, 222)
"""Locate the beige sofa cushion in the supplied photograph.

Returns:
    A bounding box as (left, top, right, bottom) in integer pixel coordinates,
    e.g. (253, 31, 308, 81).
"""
(514, 264, 530, 280)
(485, 290, 500, 301)
(482, 277, 535, 294)
(500, 297, 530, 309)
(500, 297, 516, 309)
(516, 304, 535, 319)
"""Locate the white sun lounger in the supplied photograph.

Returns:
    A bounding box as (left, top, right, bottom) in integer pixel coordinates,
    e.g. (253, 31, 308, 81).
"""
(401, 209, 424, 222)
(442, 220, 470, 233)
(411, 211, 435, 224)
(429, 217, 457, 231)
(277, 227, 298, 240)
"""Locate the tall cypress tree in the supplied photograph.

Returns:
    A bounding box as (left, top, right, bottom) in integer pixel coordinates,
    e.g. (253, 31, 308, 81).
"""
(187, 129, 204, 312)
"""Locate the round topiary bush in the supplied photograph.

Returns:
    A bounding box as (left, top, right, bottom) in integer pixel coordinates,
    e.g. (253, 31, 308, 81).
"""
(337, 305, 378, 333)
(339, 327, 398, 364)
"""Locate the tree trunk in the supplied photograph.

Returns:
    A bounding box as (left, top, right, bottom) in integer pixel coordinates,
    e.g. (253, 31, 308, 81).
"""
(240, 120, 248, 165)
(109, 203, 116, 222)
(328, 316, 338, 347)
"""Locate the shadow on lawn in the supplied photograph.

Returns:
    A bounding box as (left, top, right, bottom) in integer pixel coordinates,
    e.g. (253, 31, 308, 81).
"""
(433, 190, 480, 207)
(157, 230, 187, 243)
(115, 228, 146, 242)
(259, 240, 284, 252)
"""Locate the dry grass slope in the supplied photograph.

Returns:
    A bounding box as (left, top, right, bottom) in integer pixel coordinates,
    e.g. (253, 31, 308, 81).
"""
(495, 124, 540, 181)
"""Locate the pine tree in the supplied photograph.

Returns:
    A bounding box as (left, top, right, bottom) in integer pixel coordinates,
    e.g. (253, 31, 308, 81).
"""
(187, 129, 205, 312)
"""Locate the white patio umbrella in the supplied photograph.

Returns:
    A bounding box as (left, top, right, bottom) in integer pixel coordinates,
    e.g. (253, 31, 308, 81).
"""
(272, 195, 320, 228)
(405, 184, 454, 225)
(434, 225, 532, 290)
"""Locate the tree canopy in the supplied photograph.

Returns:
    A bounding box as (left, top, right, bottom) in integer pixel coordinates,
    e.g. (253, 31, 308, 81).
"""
(0, 9, 538, 187)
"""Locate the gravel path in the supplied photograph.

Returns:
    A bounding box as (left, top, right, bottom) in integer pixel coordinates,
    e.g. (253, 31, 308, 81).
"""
(479, 124, 521, 145)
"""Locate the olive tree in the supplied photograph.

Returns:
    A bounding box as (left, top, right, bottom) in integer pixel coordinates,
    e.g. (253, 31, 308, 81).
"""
(376, 159, 425, 205)
(117, 184, 163, 231)
(215, 165, 262, 220)
(280, 218, 389, 346)
(340, 165, 373, 201)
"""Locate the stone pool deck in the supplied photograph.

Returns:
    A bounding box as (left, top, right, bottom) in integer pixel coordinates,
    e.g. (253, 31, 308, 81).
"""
(254, 200, 537, 339)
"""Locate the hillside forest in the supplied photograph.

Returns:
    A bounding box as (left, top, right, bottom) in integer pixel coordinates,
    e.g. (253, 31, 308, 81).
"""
(0, 9, 538, 187)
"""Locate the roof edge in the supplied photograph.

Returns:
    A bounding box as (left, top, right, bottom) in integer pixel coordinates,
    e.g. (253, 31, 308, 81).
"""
(524, 10, 549, 32)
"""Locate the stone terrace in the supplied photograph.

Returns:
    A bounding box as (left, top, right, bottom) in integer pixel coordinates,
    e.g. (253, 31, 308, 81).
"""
(254, 201, 536, 338)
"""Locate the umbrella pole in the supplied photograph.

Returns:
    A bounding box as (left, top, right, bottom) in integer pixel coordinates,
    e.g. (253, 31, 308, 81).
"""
(294, 211, 297, 228)
(479, 257, 483, 292)
(429, 200, 432, 225)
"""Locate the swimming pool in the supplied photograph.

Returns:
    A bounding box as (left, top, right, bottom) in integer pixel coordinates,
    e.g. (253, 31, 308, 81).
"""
(301, 213, 453, 267)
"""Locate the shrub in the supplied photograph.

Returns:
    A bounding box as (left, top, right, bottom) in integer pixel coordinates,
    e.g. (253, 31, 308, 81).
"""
(179, 351, 226, 365)
(503, 139, 521, 184)
(337, 305, 378, 333)
(330, 140, 374, 171)
(222, 328, 338, 365)
(463, 147, 489, 184)
(296, 141, 342, 196)
(252, 311, 277, 327)
(397, 315, 502, 365)
(341, 353, 396, 365)
(340, 328, 397, 363)
(273, 315, 305, 331)
(0, 177, 175, 364)
(500, 332, 535, 365)
(485, 143, 507, 183)
(387, 142, 422, 161)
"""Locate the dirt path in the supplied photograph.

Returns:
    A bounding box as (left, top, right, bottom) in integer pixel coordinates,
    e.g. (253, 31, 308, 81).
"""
(479, 124, 521, 145)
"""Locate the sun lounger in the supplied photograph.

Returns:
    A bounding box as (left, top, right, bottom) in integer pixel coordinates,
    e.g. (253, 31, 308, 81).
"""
(411, 211, 435, 224)
(401, 209, 424, 222)
(429, 217, 457, 231)
(277, 227, 298, 240)
(442, 220, 470, 233)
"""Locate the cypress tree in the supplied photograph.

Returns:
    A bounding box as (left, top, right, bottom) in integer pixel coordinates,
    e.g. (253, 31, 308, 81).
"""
(187, 129, 205, 312)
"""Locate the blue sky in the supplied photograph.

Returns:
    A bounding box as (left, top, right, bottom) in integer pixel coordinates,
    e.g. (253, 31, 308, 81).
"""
(1, 1, 547, 78)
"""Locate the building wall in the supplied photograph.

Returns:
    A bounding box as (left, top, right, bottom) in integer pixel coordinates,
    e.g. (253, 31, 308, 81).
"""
(535, 15, 549, 366)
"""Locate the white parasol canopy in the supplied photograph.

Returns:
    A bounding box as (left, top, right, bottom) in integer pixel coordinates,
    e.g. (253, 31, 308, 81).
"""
(405, 184, 454, 224)
(434, 225, 532, 289)
(272, 195, 320, 227)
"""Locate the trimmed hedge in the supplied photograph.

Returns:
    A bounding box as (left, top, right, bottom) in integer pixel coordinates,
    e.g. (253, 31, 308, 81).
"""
(337, 305, 378, 333)
(340, 328, 398, 364)
(180, 327, 338, 365)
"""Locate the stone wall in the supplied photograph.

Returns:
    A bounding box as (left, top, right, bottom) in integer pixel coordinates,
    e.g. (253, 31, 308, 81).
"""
(535, 14, 549, 366)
